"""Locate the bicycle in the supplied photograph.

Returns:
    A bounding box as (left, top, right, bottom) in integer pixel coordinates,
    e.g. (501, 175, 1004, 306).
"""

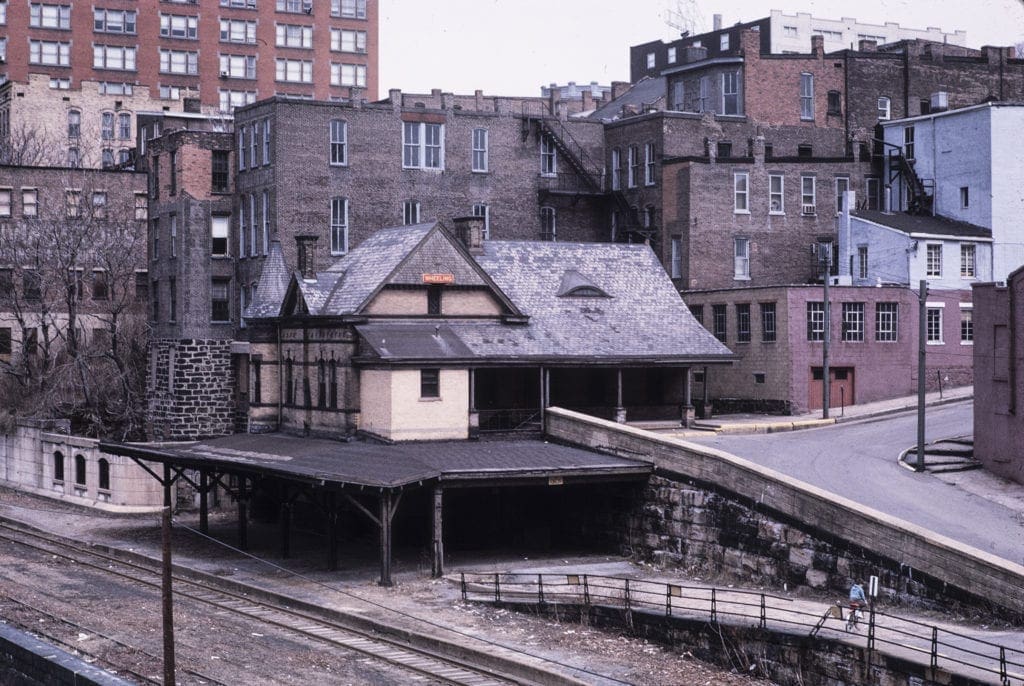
(845, 601, 865, 631)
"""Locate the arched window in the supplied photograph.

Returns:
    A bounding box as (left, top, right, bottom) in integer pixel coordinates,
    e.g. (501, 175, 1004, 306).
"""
(540, 206, 556, 241)
(53, 451, 65, 482)
(118, 112, 132, 140)
(329, 359, 338, 409)
(67, 109, 81, 138)
(74, 454, 86, 485)
(98, 458, 110, 491)
(101, 111, 115, 140)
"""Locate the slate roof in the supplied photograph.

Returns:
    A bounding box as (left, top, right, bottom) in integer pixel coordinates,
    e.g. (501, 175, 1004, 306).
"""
(852, 210, 992, 239)
(102, 434, 651, 489)
(246, 240, 292, 318)
(589, 77, 666, 122)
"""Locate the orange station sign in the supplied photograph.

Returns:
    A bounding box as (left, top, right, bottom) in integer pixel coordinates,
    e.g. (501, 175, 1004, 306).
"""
(422, 273, 455, 284)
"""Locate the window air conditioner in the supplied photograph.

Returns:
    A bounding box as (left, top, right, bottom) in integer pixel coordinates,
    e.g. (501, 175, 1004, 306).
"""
(801, 204, 816, 215)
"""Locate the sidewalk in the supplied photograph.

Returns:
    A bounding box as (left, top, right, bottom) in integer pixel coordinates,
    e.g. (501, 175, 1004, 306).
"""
(644, 385, 973, 438)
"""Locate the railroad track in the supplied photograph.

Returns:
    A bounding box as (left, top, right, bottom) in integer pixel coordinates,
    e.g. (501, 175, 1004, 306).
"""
(0, 519, 588, 686)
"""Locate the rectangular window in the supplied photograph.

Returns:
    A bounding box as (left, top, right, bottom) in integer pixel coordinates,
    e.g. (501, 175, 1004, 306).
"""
(277, 23, 312, 48)
(540, 206, 556, 241)
(331, 0, 366, 18)
(95, 9, 136, 33)
(168, 277, 177, 321)
(877, 96, 891, 120)
(827, 90, 842, 115)
(857, 246, 869, 279)
(800, 73, 814, 120)
(330, 63, 367, 87)
(841, 302, 865, 341)
(222, 18, 257, 43)
(903, 126, 915, 160)
(472, 128, 488, 172)
(610, 149, 621, 190)
(0, 328, 10, 357)
(835, 177, 849, 214)
(768, 174, 784, 213)
(0, 189, 10, 217)
(875, 302, 898, 342)
(736, 304, 751, 343)
(472, 203, 490, 239)
(275, 58, 313, 83)
(160, 49, 199, 75)
(670, 237, 682, 279)
(276, 0, 306, 12)
(671, 81, 684, 110)
(801, 176, 816, 214)
(644, 142, 656, 185)
(330, 197, 348, 254)
(262, 191, 270, 254)
(960, 244, 976, 278)
(249, 194, 258, 257)
(403, 122, 444, 170)
(760, 302, 776, 342)
(221, 54, 257, 79)
(262, 119, 272, 165)
(720, 33, 730, 51)
(403, 200, 420, 225)
(161, 14, 198, 39)
(690, 304, 703, 326)
(698, 76, 709, 112)
(960, 307, 973, 344)
(960, 186, 969, 209)
(238, 200, 247, 256)
(220, 89, 257, 112)
(712, 305, 727, 342)
(734, 237, 750, 279)
(330, 119, 347, 165)
(626, 145, 639, 188)
(646, 52, 655, 69)
(722, 71, 739, 115)
(30, 3, 70, 28)
(330, 28, 366, 52)
(926, 244, 942, 277)
(211, 216, 229, 256)
(540, 135, 557, 176)
(420, 369, 440, 398)
(212, 150, 230, 192)
(807, 301, 825, 341)
(926, 306, 943, 343)
(866, 177, 880, 211)
(21, 189, 38, 217)
(211, 279, 230, 322)
(65, 189, 81, 218)
(733, 172, 749, 213)
(92, 191, 107, 219)
(93, 45, 136, 70)
(668, 46, 677, 63)
(30, 40, 71, 66)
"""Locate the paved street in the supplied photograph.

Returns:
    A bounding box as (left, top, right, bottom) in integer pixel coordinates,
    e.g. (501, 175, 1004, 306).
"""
(683, 401, 1024, 567)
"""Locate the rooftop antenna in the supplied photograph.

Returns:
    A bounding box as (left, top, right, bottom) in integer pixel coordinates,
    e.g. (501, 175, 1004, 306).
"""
(663, 0, 704, 38)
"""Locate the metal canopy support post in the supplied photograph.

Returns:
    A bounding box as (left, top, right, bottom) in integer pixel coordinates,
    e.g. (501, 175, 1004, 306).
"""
(162, 463, 172, 508)
(379, 490, 394, 587)
(917, 279, 928, 471)
(237, 476, 249, 551)
(538, 366, 545, 426)
(432, 484, 444, 578)
(199, 471, 209, 534)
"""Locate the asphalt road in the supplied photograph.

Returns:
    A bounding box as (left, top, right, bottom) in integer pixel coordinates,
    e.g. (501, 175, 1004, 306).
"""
(684, 401, 1024, 567)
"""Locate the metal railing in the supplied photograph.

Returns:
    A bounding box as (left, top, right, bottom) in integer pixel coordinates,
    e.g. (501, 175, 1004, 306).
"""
(459, 572, 1024, 685)
(476, 409, 541, 433)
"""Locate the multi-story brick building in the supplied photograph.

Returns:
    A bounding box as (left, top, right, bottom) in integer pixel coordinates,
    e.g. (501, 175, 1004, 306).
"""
(0, 0, 378, 106)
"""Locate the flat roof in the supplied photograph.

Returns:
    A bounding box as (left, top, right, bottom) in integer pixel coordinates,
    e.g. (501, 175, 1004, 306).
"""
(101, 434, 652, 491)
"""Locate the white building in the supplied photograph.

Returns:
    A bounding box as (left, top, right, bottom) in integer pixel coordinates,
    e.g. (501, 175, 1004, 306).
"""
(881, 102, 1024, 281)
(768, 10, 966, 54)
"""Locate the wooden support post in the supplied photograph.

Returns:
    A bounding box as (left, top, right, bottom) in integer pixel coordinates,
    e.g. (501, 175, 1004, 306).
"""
(379, 491, 393, 587)
(162, 463, 172, 508)
(431, 484, 444, 578)
(199, 471, 209, 534)
(161, 506, 176, 686)
(238, 476, 248, 552)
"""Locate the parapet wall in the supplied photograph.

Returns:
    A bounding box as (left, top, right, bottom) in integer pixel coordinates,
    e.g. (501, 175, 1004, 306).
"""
(545, 407, 1024, 619)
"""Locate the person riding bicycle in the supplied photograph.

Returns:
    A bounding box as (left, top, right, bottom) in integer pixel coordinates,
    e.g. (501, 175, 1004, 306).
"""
(849, 582, 867, 611)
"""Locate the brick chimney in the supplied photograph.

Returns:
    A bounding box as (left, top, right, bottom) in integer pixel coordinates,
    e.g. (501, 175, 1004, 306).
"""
(811, 35, 824, 56)
(295, 235, 319, 280)
(611, 81, 631, 100)
(452, 216, 485, 255)
(858, 39, 877, 52)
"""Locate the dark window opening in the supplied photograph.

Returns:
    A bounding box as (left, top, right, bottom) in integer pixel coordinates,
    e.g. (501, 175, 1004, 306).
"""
(53, 451, 65, 482)
(716, 141, 732, 158)
(285, 358, 294, 405)
(421, 369, 440, 398)
(211, 278, 230, 322)
(712, 304, 727, 342)
(827, 91, 842, 115)
(427, 285, 442, 315)
(252, 358, 262, 404)
(317, 360, 327, 409)
(75, 454, 87, 486)
(329, 360, 338, 409)
(797, 144, 813, 159)
(98, 458, 110, 491)
(753, 373, 766, 384)
(212, 150, 230, 193)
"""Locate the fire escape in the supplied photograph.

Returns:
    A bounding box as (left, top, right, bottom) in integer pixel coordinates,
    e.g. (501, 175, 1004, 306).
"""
(523, 115, 655, 243)
(882, 143, 934, 215)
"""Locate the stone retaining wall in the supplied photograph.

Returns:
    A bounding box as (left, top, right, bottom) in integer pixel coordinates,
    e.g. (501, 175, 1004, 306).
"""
(0, 623, 135, 686)
(545, 407, 1024, 619)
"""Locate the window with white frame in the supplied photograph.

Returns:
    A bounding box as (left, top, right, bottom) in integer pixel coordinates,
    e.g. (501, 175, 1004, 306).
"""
(610, 148, 621, 190)
(0, 2, 6, 24)
(960, 305, 973, 343)
(101, 111, 115, 140)
(644, 143, 656, 185)
(627, 145, 639, 188)
(276, 59, 313, 83)
(276, 0, 307, 12)
(238, 197, 247, 255)
(403, 122, 443, 170)
(646, 52, 655, 69)
(668, 47, 677, 63)
(926, 305, 943, 343)
(698, 76, 709, 112)
(95, 9, 136, 33)
(722, 71, 740, 114)
(220, 0, 257, 6)
(720, 33, 730, 51)
(858, 245, 868, 278)
(540, 135, 557, 176)
(94, 45, 136, 70)
(262, 190, 270, 254)
(118, 113, 131, 139)
(875, 302, 898, 341)
(783, 25, 798, 37)
(22, 189, 38, 217)
(246, 193, 256, 256)
(0, 37, 6, 63)
(160, 49, 198, 74)
(403, 200, 420, 225)
(835, 176, 849, 214)
(262, 120, 271, 165)
(330, 197, 348, 254)
(330, 63, 366, 87)
(841, 302, 865, 341)
(769, 174, 784, 213)
(330, 28, 366, 52)
(161, 84, 182, 100)
(960, 243, 976, 278)
(734, 237, 750, 279)
(0, 189, 10, 217)
(670, 237, 682, 279)
(877, 96, 891, 120)
(807, 301, 825, 341)
(800, 73, 814, 120)
(329, 119, 347, 165)
(865, 177, 880, 210)
(472, 203, 490, 238)
(277, 24, 312, 48)
(222, 18, 257, 43)
(801, 176, 816, 214)
(472, 128, 488, 172)
(162, 14, 198, 39)
(903, 126, 915, 160)
(220, 54, 257, 79)
(671, 81, 685, 111)
(926, 243, 942, 277)
(66, 110, 79, 137)
(219, 89, 256, 111)
(331, 0, 366, 18)
(30, 40, 71, 66)
(733, 172, 749, 213)
(30, 3, 70, 28)
(540, 206, 556, 240)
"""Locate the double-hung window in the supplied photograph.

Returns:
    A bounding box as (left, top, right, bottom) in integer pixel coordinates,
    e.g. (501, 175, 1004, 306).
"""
(331, 63, 366, 87)
(472, 203, 490, 238)
(644, 143, 656, 185)
(736, 304, 751, 343)
(610, 149, 621, 190)
(162, 15, 198, 39)
(220, 54, 257, 80)
(330, 120, 347, 165)
(540, 135, 557, 176)
(211, 216, 229, 256)
(760, 303, 776, 342)
(472, 128, 488, 172)
(712, 305, 727, 341)
(95, 9, 136, 33)
(722, 71, 739, 115)
(222, 19, 257, 43)
(277, 24, 312, 48)
(960, 306, 973, 344)
(960, 244, 976, 278)
(160, 49, 198, 75)
(626, 145, 638, 188)
(30, 4, 70, 29)
(276, 58, 313, 83)
(733, 172, 749, 213)
(926, 244, 942, 277)
(403, 200, 420, 225)
(211, 279, 231, 322)
(734, 237, 750, 279)
(30, 40, 70, 66)
(330, 197, 348, 254)
(331, 0, 366, 18)
(799, 73, 814, 120)
(801, 176, 816, 215)
(330, 28, 366, 52)
(769, 174, 784, 213)
(835, 177, 850, 214)
(94, 45, 136, 71)
(403, 122, 444, 170)
(926, 305, 943, 344)
(841, 302, 865, 341)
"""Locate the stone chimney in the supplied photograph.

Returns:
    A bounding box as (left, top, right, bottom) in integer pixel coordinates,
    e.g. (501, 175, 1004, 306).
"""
(858, 39, 877, 52)
(582, 89, 593, 111)
(295, 235, 319, 280)
(452, 216, 485, 255)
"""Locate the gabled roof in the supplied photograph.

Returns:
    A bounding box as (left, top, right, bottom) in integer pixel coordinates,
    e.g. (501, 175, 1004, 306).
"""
(245, 240, 291, 319)
(589, 77, 666, 122)
(852, 210, 992, 239)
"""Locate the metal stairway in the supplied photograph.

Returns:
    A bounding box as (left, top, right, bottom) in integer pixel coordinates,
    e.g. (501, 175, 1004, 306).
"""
(887, 149, 934, 215)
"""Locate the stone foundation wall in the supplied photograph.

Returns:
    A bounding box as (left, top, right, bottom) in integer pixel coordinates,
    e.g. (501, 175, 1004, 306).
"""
(148, 339, 235, 440)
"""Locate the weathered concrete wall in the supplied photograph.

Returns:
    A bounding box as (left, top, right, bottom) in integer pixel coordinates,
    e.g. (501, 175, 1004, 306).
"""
(546, 407, 1024, 618)
(0, 622, 135, 686)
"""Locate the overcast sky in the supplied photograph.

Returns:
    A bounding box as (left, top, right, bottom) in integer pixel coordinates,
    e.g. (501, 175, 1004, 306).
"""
(378, 0, 1024, 96)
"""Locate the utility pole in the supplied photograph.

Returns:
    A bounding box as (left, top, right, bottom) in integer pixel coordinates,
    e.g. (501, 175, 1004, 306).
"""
(916, 279, 928, 471)
(162, 505, 176, 685)
(821, 243, 832, 419)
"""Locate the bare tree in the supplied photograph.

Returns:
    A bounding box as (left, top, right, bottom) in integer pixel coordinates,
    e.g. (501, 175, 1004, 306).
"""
(0, 168, 149, 438)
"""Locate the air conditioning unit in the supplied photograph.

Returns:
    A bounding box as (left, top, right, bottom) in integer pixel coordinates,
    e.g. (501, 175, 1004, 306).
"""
(801, 204, 816, 215)
(930, 91, 949, 113)
(220, 71, 229, 78)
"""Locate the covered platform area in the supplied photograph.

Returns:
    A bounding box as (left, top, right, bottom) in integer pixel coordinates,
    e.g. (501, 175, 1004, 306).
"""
(99, 433, 652, 586)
